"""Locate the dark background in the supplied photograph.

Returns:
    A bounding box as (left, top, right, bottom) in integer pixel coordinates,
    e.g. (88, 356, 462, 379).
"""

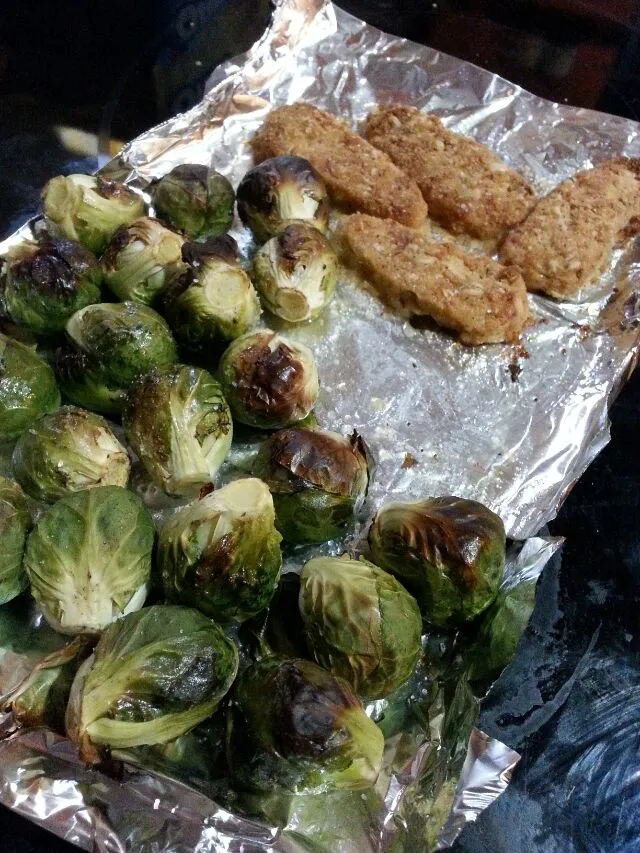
(1, 1, 640, 851)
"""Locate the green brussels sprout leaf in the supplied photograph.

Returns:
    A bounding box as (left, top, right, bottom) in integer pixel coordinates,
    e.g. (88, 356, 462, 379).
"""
(0, 476, 31, 604)
(0, 333, 60, 443)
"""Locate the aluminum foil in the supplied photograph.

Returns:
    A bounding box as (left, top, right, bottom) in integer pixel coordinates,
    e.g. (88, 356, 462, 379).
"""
(0, 0, 639, 850)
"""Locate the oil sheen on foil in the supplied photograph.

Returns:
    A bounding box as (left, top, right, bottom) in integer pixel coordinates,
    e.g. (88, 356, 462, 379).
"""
(0, 0, 639, 851)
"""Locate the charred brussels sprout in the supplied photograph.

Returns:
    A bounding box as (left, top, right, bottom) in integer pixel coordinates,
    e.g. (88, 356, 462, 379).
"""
(237, 156, 329, 243)
(0, 333, 60, 442)
(66, 605, 239, 762)
(0, 477, 31, 604)
(252, 223, 338, 323)
(2, 238, 102, 334)
(152, 164, 235, 239)
(158, 478, 282, 623)
(253, 428, 369, 544)
(227, 657, 383, 795)
(24, 486, 154, 635)
(42, 174, 144, 254)
(123, 364, 232, 497)
(219, 329, 319, 429)
(57, 302, 177, 414)
(368, 496, 505, 628)
(12, 406, 130, 503)
(163, 238, 260, 352)
(299, 555, 422, 699)
(101, 217, 184, 305)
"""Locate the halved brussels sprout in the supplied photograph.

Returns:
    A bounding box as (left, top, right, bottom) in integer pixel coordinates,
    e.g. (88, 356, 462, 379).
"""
(101, 217, 184, 305)
(2, 237, 102, 334)
(57, 302, 178, 414)
(227, 657, 384, 795)
(66, 605, 239, 762)
(253, 428, 369, 544)
(299, 555, 422, 699)
(0, 476, 31, 604)
(152, 164, 235, 239)
(368, 496, 505, 628)
(123, 364, 232, 497)
(12, 406, 130, 503)
(163, 238, 260, 352)
(0, 333, 61, 442)
(219, 329, 319, 429)
(237, 156, 329, 243)
(252, 223, 338, 322)
(158, 477, 282, 623)
(42, 174, 145, 254)
(24, 485, 154, 635)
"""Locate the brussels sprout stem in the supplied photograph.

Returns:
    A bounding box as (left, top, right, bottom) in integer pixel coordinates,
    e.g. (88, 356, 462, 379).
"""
(85, 702, 219, 748)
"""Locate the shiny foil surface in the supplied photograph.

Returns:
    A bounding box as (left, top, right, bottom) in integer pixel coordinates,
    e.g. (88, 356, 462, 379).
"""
(0, 0, 639, 849)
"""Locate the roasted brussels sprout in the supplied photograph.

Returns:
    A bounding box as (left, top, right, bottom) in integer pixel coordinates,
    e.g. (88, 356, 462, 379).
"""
(2, 238, 102, 334)
(25, 486, 154, 635)
(227, 657, 384, 795)
(123, 364, 232, 496)
(162, 237, 260, 352)
(56, 302, 177, 414)
(101, 217, 184, 305)
(42, 174, 145, 254)
(5, 637, 88, 732)
(0, 333, 60, 442)
(368, 496, 505, 628)
(237, 156, 329, 243)
(252, 223, 338, 322)
(219, 329, 319, 429)
(152, 165, 235, 239)
(12, 406, 130, 503)
(299, 555, 422, 699)
(0, 477, 31, 605)
(253, 428, 369, 544)
(158, 477, 282, 623)
(66, 605, 238, 762)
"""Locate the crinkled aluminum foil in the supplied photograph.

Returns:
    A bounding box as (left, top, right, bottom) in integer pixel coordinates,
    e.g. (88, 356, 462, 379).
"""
(0, 0, 638, 849)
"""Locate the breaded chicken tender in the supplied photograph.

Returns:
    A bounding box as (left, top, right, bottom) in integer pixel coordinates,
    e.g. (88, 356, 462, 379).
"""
(500, 158, 640, 298)
(340, 214, 529, 345)
(362, 105, 535, 241)
(251, 103, 427, 229)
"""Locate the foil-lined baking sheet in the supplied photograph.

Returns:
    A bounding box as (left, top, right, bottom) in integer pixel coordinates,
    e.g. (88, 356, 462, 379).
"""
(1, 0, 639, 849)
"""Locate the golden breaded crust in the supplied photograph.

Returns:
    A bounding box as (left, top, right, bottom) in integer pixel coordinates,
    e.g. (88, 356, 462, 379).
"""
(362, 105, 535, 240)
(340, 214, 529, 345)
(499, 159, 640, 298)
(251, 104, 427, 229)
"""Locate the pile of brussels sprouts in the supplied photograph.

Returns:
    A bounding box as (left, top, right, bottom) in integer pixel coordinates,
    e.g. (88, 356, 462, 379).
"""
(0, 161, 517, 816)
